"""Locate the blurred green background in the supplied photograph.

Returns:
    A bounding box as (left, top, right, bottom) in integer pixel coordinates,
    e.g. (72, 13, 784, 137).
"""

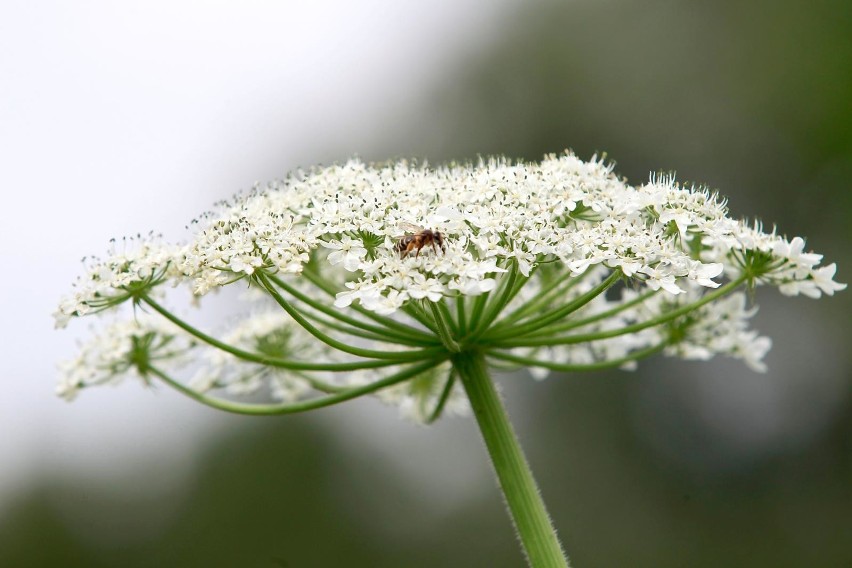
(3, 1, 850, 566)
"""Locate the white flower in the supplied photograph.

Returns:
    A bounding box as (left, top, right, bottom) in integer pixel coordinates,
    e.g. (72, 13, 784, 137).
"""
(57, 151, 845, 409)
(362, 288, 409, 315)
(448, 277, 497, 296)
(229, 254, 263, 275)
(773, 236, 823, 268)
(59, 152, 845, 323)
(810, 263, 846, 296)
(688, 261, 724, 288)
(57, 316, 194, 401)
(334, 280, 380, 309)
(640, 266, 684, 295)
(406, 274, 446, 302)
(321, 237, 368, 272)
(54, 238, 178, 328)
(663, 291, 772, 372)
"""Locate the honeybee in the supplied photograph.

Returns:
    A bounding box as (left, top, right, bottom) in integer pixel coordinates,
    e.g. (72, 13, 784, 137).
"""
(394, 223, 446, 258)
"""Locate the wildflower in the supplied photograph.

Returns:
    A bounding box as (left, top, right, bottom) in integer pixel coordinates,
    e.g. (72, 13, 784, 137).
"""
(54, 237, 178, 329)
(56, 151, 847, 403)
(55, 151, 845, 567)
(57, 316, 194, 401)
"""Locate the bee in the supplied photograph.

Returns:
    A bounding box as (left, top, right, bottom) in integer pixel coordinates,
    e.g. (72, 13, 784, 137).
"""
(394, 223, 446, 258)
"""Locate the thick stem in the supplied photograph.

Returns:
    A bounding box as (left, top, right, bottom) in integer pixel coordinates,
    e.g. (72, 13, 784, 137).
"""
(453, 350, 570, 568)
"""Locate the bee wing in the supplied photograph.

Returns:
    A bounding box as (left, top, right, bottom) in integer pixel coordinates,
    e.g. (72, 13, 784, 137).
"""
(394, 222, 425, 236)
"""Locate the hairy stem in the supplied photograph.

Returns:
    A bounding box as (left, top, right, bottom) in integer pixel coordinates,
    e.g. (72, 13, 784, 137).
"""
(453, 350, 570, 568)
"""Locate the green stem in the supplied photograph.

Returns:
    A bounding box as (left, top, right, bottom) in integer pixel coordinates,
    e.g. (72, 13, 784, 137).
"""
(148, 359, 444, 416)
(257, 272, 444, 361)
(404, 301, 440, 334)
(301, 268, 432, 338)
(495, 268, 587, 328)
(141, 295, 414, 372)
(502, 266, 533, 311)
(428, 301, 461, 353)
(485, 270, 622, 341)
(425, 368, 457, 424)
(436, 298, 459, 335)
(466, 292, 490, 336)
(201, 365, 344, 395)
(469, 260, 521, 339)
(456, 295, 468, 336)
(491, 275, 747, 348)
(295, 305, 424, 346)
(267, 273, 437, 344)
(523, 289, 659, 338)
(453, 350, 570, 568)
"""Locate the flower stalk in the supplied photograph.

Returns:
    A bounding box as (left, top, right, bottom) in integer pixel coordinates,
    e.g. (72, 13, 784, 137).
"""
(453, 350, 570, 568)
(428, 301, 461, 352)
(149, 358, 446, 416)
(141, 294, 412, 371)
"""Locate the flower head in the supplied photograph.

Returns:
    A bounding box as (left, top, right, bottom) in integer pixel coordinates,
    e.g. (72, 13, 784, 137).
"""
(55, 152, 845, 421)
(156, 154, 840, 313)
(54, 236, 179, 329)
(57, 316, 194, 401)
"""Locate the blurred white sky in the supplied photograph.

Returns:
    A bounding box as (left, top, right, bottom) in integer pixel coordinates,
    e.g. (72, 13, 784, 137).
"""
(0, 0, 515, 513)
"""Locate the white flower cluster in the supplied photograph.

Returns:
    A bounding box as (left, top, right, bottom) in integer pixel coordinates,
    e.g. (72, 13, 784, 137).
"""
(57, 316, 193, 401)
(663, 292, 772, 372)
(55, 152, 845, 415)
(54, 238, 179, 329)
(58, 306, 465, 423)
(749, 233, 844, 298)
(188, 307, 467, 422)
(189, 311, 325, 401)
(507, 263, 777, 377)
(55, 153, 844, 328)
